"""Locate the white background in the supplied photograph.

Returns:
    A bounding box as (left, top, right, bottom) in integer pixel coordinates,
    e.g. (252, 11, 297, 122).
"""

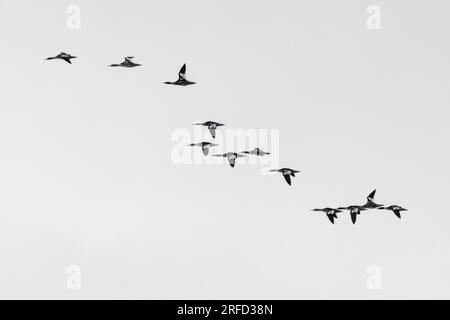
(0, 0, 449, 299)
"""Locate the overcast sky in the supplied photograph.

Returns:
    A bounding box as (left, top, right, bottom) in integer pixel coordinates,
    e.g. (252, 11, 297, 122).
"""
(0, 0, 449, 299)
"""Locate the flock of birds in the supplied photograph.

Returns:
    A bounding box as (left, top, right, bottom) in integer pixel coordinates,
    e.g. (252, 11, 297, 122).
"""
(313, 190, 408, 224)
(188, 120, 301, 188)
(45, 52, 407, 224)
(188, 120, 300, 186)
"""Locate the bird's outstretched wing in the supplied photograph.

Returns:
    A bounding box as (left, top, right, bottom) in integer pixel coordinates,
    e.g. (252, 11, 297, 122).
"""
(283, 174, 291, 186)
(367, 190, 376, 202)
(178, 64, 187, 80)
(201, 145, 209, 156)
(327, 214, 336, 224)
(350, 212, 358, 224)
(208, 127, 216, 138)
(62, 57, 72, 64)
(393, 210, 402, 219)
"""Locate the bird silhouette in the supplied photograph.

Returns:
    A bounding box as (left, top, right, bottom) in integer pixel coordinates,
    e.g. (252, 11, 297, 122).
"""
(269, 168, 300, 186)
(241, 148, 271, 156)
(188, 142, 218, 156)
(193, 121, 225, 139)
(164, 64, 196, 86)
(45, 52, 77, 64)
(378, 205, 407, 219)
(363, 189, 383, 209)
(312, 208, 343, 224)
(338, 206, 367, 224)
(109, 57, 141, 68)
(213, 152, 245, 168)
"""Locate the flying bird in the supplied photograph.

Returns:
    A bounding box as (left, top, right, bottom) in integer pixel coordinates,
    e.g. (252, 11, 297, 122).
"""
(109, 57, 141, 68)
(188, 142, 218, 156)
(378, 205, 407, 219)
(363, 189, 383, 209)
(312, 208, 343, 224)
(45, 52, 77, 64)
(338, 206, 367, 224)
(213, 152, 245, 168)
(241, 148, 271, 156)
(193, 121, 225, 139)
(164, 64, 196, 86)
(269, 168, 300, 186)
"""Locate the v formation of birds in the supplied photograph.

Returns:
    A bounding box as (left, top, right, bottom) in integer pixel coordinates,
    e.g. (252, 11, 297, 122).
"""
(45, 52, 408, 225)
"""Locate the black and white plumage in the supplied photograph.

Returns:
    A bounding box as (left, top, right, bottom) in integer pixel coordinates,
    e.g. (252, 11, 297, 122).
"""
(193, 121, 225, 139)
(312, 208, 343, 224)
(241, 148, 271, 156)
(269, 168, 300, 186)
(188, 142, 218, 156)
(164, 64, 196, 86)
(378, 205, 408, 219)
(338, 206, 367, 224)
(363, 189, 383, 209)
(109, 57, 142, 68)
(45, 52, 77, 64)
(213, 152, 245, 168)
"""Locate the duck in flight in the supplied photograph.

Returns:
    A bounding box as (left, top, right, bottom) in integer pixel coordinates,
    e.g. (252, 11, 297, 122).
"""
(164, 64, 196, 86)
(338, 206, 367, 224)
(109, 57, 141, 68)
(242, 148, 271, 156)
(378, 205, 407, 219)
(312, 208, 343, 224)
(189, 142, 218, 156)
(269, 168, 300, 186)
(45, 52, 77, 64)
(213, 152, 245, 168)
(363, 189, 383, 209)
(193, 121, 225, 139)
